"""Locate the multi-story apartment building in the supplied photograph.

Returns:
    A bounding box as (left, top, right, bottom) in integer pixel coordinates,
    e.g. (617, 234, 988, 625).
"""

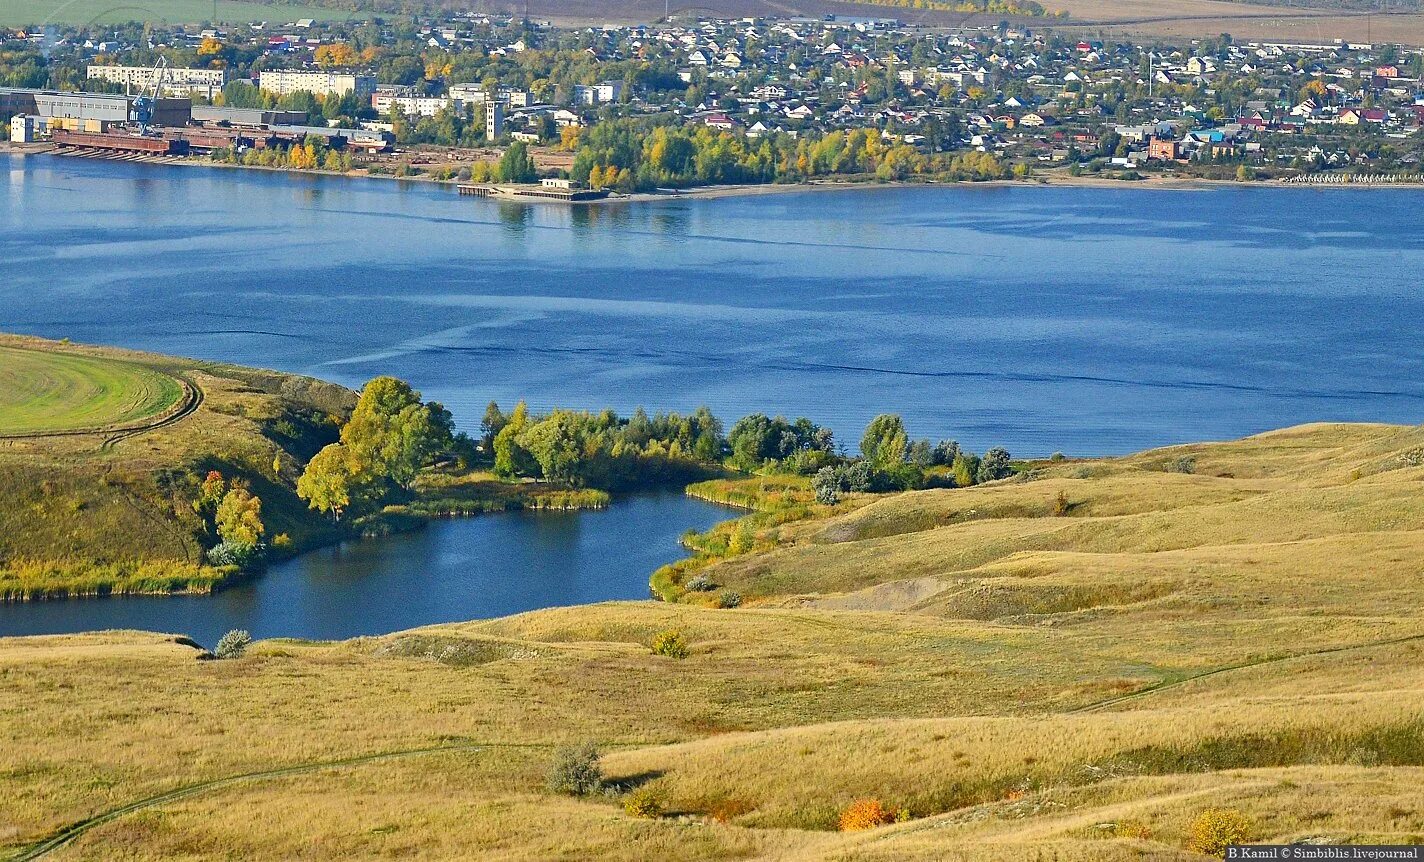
(86, 64, 227, 98)
(258, 69, 377, 99)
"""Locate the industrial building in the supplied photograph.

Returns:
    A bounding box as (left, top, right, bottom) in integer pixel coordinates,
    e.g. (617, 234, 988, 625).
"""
(267, 124, 392, 152)
(257, 70, 376, 99)
(190, 105, 308, 127)
(2, 87, 191, 142)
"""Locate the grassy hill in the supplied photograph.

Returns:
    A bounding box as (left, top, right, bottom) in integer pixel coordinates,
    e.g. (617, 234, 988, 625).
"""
(2, 420, 1423, 859)
(0, 333, 353, 599)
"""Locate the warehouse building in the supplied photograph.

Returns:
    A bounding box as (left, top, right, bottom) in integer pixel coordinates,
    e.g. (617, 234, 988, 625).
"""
(191, 105, 308, 127)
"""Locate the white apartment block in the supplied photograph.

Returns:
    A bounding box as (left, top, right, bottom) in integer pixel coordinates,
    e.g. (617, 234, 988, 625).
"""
(87, 64, 227, 96)
(372, 92, 452, 117)
(448, 83, 490, 104)
(572, 81, 623, 105)
(258, 69, 377, 98)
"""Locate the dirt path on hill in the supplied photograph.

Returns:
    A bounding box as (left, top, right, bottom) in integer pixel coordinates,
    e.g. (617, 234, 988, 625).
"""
(7, 743, 498, 860)
(1071, 631, 1424, 714)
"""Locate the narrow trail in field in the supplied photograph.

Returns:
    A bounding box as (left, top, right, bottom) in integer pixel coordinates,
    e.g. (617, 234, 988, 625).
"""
(99, 376, 203, 451)
(1071, 631, 1424, 714)
(6, 743, 497, 861)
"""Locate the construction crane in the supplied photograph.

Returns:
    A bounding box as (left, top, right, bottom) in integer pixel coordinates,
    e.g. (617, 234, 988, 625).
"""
(133, 55, 169, 134)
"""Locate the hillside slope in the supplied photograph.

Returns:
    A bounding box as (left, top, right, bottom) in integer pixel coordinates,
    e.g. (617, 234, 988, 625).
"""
(0, 333, 354, 598)
(2, 422, 1423, 859)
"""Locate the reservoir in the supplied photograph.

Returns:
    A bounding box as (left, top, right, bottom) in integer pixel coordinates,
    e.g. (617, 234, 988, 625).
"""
(3, 153, 1423, 642)
(4, 153, 1421, 456)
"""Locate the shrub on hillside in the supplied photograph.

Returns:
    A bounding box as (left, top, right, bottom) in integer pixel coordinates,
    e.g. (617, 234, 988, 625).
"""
(837, 798, 901, 831)
(623, 786, 664, 818)
(1053, 490, 1070, 517)
(685, 575, 715, 592)
(206, 541, 264, 569)
(812, 467, 840, 505)
(650, 629, 689, 659)
(214, 629, 252, 659)
(977, 447, 1013, 483)
(546, 743, 603, 796)
(1185, 809, 1251, 857)
(1167, 456, 1197, 474)
(718, 590, 742, 609)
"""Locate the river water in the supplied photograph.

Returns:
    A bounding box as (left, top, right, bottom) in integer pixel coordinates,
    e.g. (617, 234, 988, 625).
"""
(2, 152, 1421, 641)
(4, 153, 1421, 455)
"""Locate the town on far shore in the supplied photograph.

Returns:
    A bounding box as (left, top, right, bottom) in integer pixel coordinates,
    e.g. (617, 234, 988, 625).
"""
(4, 12, 1424, 195)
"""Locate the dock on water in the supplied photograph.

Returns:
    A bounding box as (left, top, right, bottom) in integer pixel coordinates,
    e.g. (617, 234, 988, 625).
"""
(458, 182, 611, 203)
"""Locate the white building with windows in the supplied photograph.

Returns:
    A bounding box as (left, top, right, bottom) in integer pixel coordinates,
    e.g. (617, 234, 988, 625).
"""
(572, 80, 623, 105)
(87, 64, 226, 98)
(258, 69, 376, 98)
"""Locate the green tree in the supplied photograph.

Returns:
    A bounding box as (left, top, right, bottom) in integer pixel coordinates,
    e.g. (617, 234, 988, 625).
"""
(481, 401, 507, 452)
(493, 401, 537, 478)
(952, 451, 981, 487)
(341, 376, 454, 490)
(977, 447, 1012, 483)
(215, 486, 265, 547)
(860, 414, 908, 469)
(518, 410, 593, 486)
(497, 140, 537, 183)
(296, 443, 355, 522)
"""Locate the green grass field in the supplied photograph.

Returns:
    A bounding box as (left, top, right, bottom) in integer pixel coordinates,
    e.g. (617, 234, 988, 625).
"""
(0, 0, 350, 27)
(0, 345, 184, 435)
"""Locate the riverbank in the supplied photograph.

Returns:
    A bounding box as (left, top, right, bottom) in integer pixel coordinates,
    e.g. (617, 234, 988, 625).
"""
(15, 142, 1422, 203)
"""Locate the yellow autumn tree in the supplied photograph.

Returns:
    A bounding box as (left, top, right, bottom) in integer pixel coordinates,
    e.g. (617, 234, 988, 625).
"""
(314, 42, 357, 68)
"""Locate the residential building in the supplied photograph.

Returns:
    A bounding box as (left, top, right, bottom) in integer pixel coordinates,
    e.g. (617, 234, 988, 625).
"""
(87, 64, 227, 97)
(258, 69, 376, 98)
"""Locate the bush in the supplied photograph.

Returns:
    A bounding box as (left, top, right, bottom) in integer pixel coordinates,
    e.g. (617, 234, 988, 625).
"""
(685, 575, 715, 592)
(206, 540, 263, 569)
(838, 798, 899, 831)
(214, 629, 252, 659)
(718, 590, 742, 609)
(812, 466, 840, 505)
(1053, 490, 1070, 517)
(977, 447, 1012, 483)
(840, 460, 873, 492)
(623, 786, 664, 818)
(650, 629, 689, 659)
(1185, 809, 1251, 857)
(546, 743, 603, 796)
(1168, 456, 1197, 474)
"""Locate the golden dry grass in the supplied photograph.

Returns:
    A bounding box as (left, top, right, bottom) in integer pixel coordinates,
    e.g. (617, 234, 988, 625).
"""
(5, 422, 1424, 859)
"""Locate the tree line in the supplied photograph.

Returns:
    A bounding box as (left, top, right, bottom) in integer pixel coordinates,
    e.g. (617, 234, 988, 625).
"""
(292, 377, 1017, 525)
(568, 120, 1007, 192)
